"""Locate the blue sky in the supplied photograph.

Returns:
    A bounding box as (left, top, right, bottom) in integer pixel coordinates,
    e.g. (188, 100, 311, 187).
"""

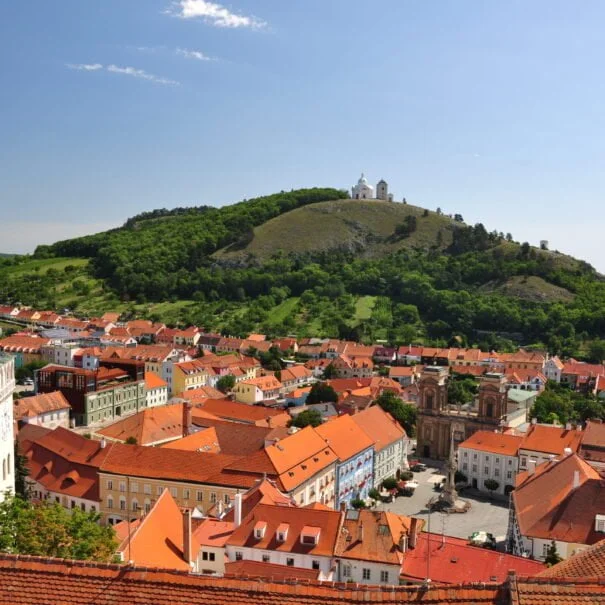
(1, 1, 604, 271)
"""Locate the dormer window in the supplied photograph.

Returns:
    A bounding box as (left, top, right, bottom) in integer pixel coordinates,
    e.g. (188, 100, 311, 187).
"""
(253, 521, 267, 540)
(596, 514, 605, 533)
(276, 523, 289, 542)
(300, 526, 321, 546)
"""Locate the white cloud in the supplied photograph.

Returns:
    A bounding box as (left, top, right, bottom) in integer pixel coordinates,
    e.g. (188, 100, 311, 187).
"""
(176, 47, 214, 61)
(66, 63, 103, 71)
(168, 0, 266, 29)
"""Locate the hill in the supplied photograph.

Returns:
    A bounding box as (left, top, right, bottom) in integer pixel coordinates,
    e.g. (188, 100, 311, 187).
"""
(215, 199, 461, 263)
(1, 187, 604, 355)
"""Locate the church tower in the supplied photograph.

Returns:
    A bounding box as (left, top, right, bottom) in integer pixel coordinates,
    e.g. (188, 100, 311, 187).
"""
(351, 173, 375, 199)
(376, 179, 388, 201)
(418, 366, 449, 414)
(477, 373, 508, 424)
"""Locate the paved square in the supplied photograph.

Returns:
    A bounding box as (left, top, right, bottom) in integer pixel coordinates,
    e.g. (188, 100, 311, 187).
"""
(375, 461, 510, 547)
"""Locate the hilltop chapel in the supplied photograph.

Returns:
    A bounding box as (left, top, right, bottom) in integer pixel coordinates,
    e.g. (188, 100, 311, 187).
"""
(351, 173, 393, 201)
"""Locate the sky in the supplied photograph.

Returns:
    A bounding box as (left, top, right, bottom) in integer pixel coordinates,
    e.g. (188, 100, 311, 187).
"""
(1, 1, 604, 270)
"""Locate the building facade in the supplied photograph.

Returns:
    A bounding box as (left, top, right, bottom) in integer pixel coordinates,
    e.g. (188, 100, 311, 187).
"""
(416, 368, 509, 460)
(0, 355, 15, 500)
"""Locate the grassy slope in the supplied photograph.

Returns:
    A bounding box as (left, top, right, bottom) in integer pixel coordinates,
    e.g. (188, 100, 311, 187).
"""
(214, 199, 460, 262)
(479, 275, 575, 303)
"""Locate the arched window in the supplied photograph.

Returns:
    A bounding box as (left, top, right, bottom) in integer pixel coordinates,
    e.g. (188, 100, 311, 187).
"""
(425, 392, 434, 410)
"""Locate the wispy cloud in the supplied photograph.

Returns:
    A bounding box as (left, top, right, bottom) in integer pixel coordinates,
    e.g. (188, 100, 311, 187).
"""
(106, 64, 179, 85)
(66, 63, 179, 85)
(167, 0, 266, 29)
(176, 47, 215, 61)
(66, 63, 103, 71)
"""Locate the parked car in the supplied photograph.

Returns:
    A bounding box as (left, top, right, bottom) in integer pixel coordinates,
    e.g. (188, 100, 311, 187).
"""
(411, 462, 427, 472)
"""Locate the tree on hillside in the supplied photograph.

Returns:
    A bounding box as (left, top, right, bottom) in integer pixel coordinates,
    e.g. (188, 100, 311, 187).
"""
(0, 496, 117, 562)
(289, 409, 322, 428)
(447, 375, 478, 405)
(375, 391, 417, 437)
(306, 382, 338, 405)
(13, 443, 30, 499)
(588, 339, 605, 364)
(321, 364, 337, 380)
(216, 374, 236, 393)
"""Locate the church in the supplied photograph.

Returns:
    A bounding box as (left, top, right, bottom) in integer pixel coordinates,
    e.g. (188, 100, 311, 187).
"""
(351, 173, 393, 201)
(416, 367, 510, 460)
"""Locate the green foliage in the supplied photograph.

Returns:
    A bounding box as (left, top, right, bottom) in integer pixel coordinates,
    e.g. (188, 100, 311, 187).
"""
(375, 391, 417, 437)
(350, 497, 367, 510)
(544, 540, 563, 566)
(454, 471, 467, 484)
(530, 381, 604, 425)
(399, 470, 413, 481)
(13, 443, 30, 499)
(0, 495, 117, 562)
(289, 409, 323, 428)
(394, 215, 418, 239)
(306, 382, 338, 405)
(448, 375, 478, 405)
(588, 339, 605, 363)
(368, 488, 381, 501)
(381, 477, 398, 490)
(483, 478, 499, 493)
(216, 374, 236, 393)
(125, 436, 138, 445)
(322, 364, 337, 379)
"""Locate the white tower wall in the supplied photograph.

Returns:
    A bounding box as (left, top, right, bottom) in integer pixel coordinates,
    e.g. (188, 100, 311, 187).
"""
(0, 355, 15, 500)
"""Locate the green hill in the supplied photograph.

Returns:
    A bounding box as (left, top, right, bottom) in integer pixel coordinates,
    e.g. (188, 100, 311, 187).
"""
(0, 186, 604, 355)
(215, 199, 461, 262)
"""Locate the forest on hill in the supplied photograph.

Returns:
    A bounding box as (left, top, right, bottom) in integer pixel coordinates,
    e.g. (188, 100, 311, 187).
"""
(1, 188, 604, 358)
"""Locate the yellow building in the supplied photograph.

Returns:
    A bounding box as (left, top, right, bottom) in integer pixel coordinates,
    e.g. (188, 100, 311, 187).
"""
(172, 359, 211, 397)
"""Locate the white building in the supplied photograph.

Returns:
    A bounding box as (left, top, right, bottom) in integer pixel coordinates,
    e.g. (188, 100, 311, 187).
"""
(0, 355, 15, 500)
(458, 430, 522, 496)
(145, 372, 168, 408)
(351, 174, 375, 199)
(41, 343, 82, 368)
(517, 423, 583, 473)
(350, 406, 409, 487)
(543, 356, 564, 383)
(13, 391, 71, 430)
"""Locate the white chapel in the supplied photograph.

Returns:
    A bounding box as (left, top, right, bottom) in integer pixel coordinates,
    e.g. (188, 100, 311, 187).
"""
(351, 173, 393, 201)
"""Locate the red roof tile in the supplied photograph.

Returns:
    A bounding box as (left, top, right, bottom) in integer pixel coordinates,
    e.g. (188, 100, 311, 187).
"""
(459, 431, 523, 457)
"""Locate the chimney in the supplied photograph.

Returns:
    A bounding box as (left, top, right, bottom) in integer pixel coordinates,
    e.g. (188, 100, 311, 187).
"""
(267, 416, 273, 428)
(100, 437, 106, 449)
(340, 501, 347, 513)
(563, 447, 573, 456)
(527, 459, 537, 476)
(182, 401, 192, 438)
(565, 422, 572, 431)
(182, 509, 192, 566)
(357, 522, 364, 543)
(531, 417, 537, 425)
(234, 492, 243, 528)
(409, 517, 419, 549)
(398, 532, 408, 553)
(573, 470, 580, 489)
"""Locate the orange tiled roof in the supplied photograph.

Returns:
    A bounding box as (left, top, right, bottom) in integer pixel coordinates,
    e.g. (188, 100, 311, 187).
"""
(315, 414, 374, 461)
(350, 406, 406, 451)
(225, 559, 321, 581)
(13, 391, 70, 418)
(513, 453, 605, 545)
(181, 385, 225, 399)
(401, 532, 545, 584)
(227, 503, 341, 557)
(238, 375, 282, 391)
(0, 554, 603, 604)
(116, 489, 199, 571)
(0, 334, 50, 353)
(161, 427, 221, 454)
(538, 537, 605, 578)
(194, 519, 235, 547)
(144, 372, 167, 390)
(280, 365, 313, 382)
(191, 398, 290, 427)
(520, 424, 583, 456)
(335, 510, 419, 566)
(459, 431, 523, 457)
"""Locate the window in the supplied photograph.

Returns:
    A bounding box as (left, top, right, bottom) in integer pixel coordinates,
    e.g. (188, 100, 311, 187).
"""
(342, 565, 351, 578)
(494, 468, 500, 477)
(156, 486, 163, 496)
(463, 451, 468, 457)
(196, 491, 203, 502)
(170, 487, 178, 498)
(380, 571, 389, 583)
(131, 500, 138, 511)
(144, 501, 151, 513)
(520, 457, 527, 467)
(262, 554, 270, 563)
(286, 558, 294, 567)
(484, 467, 489, 475)
(462, 463, 468, 471)
(542, 543, 550, 557)
(107, 497, 113, 509)
(507, 471, 512, 479)
(119, 498, 126, 511)
(107, 480, 113, 490)
(202, 551, 216, 561)
(473, 453, 478, 460)
(144, 484, 151, 495)
(119, 481, 126, 493)
(235, 551, 243, 561)
(312, 560, 320, 570)
(210, 492, 217, 504)
(472, 464, 477, 473)
(131, 482, 138, 493)
(362, 568, 371, 580)
(183, 489, 190, 500)
(495, 458, 499, 464)
(224, 494, 230, 504)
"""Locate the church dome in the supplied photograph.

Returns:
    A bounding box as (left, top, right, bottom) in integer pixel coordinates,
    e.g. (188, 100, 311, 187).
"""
(358, 173, 368, 185)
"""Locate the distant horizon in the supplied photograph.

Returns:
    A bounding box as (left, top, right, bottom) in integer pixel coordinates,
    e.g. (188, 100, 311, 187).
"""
(3, 188, 602, 274)
(2, 1, 604, 271)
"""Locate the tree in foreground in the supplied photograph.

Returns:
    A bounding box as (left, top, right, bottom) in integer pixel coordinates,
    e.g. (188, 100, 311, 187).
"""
(375, 391, 417, 437)
(216, 374, 236, 393)
(483, 478, 499, 496)
(350, 497, 367, 510)
(0, 495, 117, 562)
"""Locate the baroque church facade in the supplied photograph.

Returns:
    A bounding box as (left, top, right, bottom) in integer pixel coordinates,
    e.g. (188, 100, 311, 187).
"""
(416, 367, 509, 460)
(351, 173, 393, 201)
